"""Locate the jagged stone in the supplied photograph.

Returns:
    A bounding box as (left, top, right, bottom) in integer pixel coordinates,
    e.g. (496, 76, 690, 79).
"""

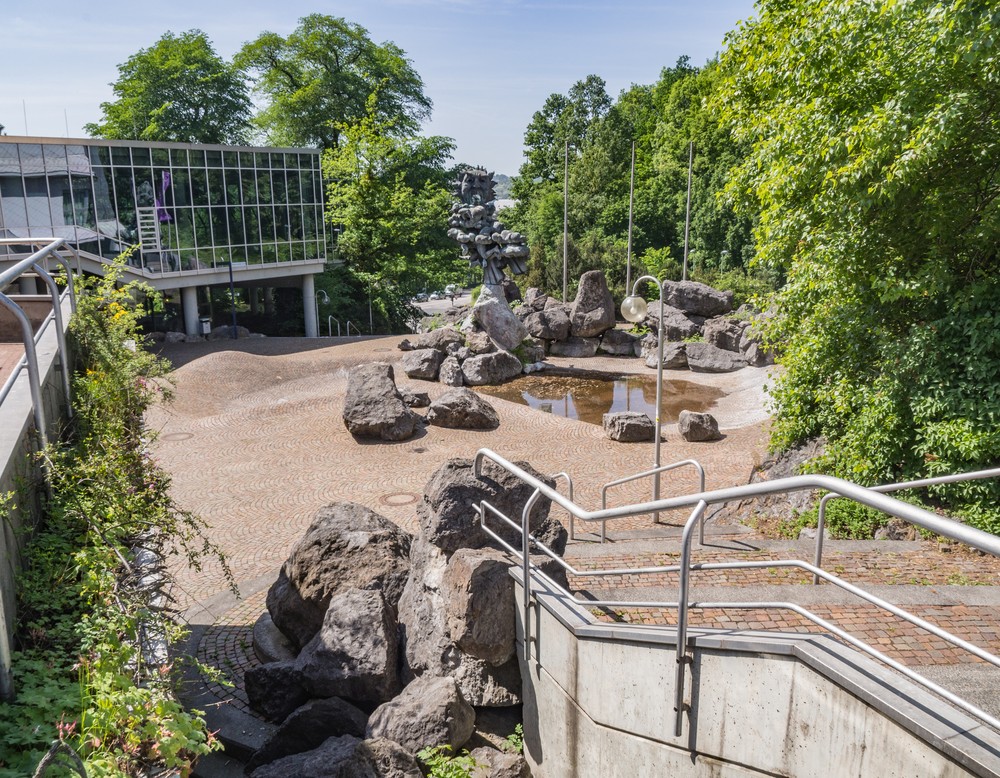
(677, 410, 723, 442)
(342, 362, 420, 441)
(364, 738, 422, 777)
(400, 389, 430, 408)
(685, 342, 747, 373)
(247, 734, 378, 778)
(703, 317, 748, 353)
(469, 747, 531, 778)
(644, 341, 688, 370)
(427, 388, 500, 430)
(549, 336, 599, 358)
(472, 286, 527, 351)
(570, 270, 616, 337)
(646, 302, 701, 341)
(662, 280, 734, 317)
(253, 612, 297, 665)
(366, 676, 476, 754)
(598, 329, 637, 355)
(401, 348, 444, 381)
(413, 328, 466, 352)
(461, 350, 524, 386)
(267, 502, 411, 649)
(603, 412, 656, 442)
(439, 356, 464, 387)
(244, 661, 309, 723)
(442, 548, 515, 665)
(465, 331, 496, 355)
(523, 307, 570, 341)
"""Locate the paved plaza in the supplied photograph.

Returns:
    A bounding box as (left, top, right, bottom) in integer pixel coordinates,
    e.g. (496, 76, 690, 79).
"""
(148, 335, 1000, 730)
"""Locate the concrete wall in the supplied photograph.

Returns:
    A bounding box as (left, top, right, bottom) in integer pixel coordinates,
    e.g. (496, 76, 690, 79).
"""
(515, 573, 1000, 777)
(0, 297, 71, 692)
(0, 295, 53, 341)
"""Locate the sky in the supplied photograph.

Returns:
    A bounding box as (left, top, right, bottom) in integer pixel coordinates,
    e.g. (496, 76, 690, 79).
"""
(2, 0, 756, 175)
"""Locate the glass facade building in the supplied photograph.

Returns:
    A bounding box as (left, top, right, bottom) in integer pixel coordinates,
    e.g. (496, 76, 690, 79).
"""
(0, 137, 326, 272)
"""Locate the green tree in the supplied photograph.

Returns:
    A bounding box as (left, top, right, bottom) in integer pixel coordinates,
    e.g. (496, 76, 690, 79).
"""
(86, 30, 251, 144)
(718, 0, 1000, 527)
(237, 14, 432, 149)
(321, 98, 459, 331)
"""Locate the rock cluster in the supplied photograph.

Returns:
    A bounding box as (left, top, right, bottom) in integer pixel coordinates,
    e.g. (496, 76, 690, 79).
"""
(243, 457, 560, 775)
(637, 282, 775, 374)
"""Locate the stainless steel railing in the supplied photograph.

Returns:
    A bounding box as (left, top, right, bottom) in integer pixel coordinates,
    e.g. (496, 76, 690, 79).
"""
(473, 447, 1000, 739)
(599, 459, 705, 543)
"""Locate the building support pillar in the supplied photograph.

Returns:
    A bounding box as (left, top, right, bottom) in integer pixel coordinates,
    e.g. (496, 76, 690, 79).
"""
(182, 286, 200, 336)
(249, 287, 259, 315)
(302, 275, 318, 338)
(264, 287, 275, 315)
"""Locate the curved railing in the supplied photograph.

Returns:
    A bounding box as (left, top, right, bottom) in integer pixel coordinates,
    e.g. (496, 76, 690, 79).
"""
(473, 447, 1000, 739)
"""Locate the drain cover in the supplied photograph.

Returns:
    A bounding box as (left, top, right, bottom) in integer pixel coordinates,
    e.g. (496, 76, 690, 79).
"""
(379, 492, 419, 506)
(161, 432, 193, 441)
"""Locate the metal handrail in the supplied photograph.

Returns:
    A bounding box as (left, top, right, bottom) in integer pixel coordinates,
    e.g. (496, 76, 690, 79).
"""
(600, 459, 705, 543)
(473, 446, 1000, 738)
(552, 472, 575, 539)
(328, 315, 341, 337)
(345, 320, 362, 336)
(813, 467, 1000, 581)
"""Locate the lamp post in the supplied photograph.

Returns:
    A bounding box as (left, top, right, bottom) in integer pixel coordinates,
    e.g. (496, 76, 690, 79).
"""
(315, 289, 329, 336)
(621, 274, 666, 522)
(227, 261, 237, 339)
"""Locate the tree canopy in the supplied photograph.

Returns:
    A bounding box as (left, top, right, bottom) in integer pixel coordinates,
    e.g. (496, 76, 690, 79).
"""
(86, 30, 251, 144)
(718, 0, 1000, 527)
(236, 14, 432, 149)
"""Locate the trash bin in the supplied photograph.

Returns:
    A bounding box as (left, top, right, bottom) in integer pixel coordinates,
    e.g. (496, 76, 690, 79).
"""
(199, 316, 212, 336)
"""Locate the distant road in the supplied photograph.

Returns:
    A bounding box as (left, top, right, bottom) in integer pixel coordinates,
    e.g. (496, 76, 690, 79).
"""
(414, 292, 472, 316)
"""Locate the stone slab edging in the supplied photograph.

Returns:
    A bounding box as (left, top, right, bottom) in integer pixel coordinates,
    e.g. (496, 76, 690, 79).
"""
(511, 566, 1000, 777)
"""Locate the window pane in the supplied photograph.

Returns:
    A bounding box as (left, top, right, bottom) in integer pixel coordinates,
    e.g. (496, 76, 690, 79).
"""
(223, 151, 238, 167)
(207, 169, 225, 206)
(0, 176, 28, 227)
(111, 146, 131, 166)
(152, 148, 169, 166)
(171, 148, 189, 167)
(132, 147, 151, 166)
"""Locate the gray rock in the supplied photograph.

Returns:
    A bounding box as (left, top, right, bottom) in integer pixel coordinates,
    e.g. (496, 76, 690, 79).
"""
(183, 334, 204, 343)
(294, 588, 401, 704)
(702, 317, 748, 352)
(570, 270, 616, 337)
(364, 738, 422, 777)
(523, 287, 549, 311)
(519, 337, 546, 363)
(685, 342, 747, 373)
(413, 328, 466, 352)
(246, 698, 369, 773)
(418, 457, 566, 557)
(543, 296, 565, 311)
(267, 502, 411, 649)
(208, 324, 252, 340)
(461, 351, 524, 386)
(646, 302, 701, 341)
(342, 363, 420, 441)
(439, 356, 464, 387)
(469, 747, 531, 778)
(253, 612, 297, 665)
(397, 537, 523, 707)
(401, 348, 444, 381)
(244, 662, 309, 723)
(603, 412, 655, 442)
(443, 548, 515, 665)
(523, 307, 570, 341)
(465, 331, 496, 355)
(472, 286, 527, 351)
(662, 280, 733, 317)
(743, 341, 775, 367)
(366, 676, 476, 755)
(548, 336, 599, 358)
(400, 389, 430, 408)
(164, 331, 186, 344)
(677, 410, 723, 442)
(247, 734, 378, 778)
(644, 341, 688, 370)
(427, 389, 500, 430)
(598, 328, 637, 356)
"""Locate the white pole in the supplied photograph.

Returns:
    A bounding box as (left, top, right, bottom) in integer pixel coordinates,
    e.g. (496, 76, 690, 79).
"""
(682, 141, 693, 282)
(626, 140, 636, 291)
(563, 139, 569, 303)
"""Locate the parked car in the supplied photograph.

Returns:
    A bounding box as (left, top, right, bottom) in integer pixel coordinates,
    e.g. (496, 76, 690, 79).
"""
(429, 291, 442, 300)
(412, 292, 429, 302)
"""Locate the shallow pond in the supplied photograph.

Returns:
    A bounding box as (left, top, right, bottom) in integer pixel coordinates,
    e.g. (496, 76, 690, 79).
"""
(476, 372, 725, 426)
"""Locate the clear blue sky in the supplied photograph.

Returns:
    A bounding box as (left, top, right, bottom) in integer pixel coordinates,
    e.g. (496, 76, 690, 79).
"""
(3, 0, 756, 175)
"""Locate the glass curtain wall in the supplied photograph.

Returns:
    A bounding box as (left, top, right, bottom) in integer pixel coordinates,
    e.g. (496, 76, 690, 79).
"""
(0, 139, 325, 271)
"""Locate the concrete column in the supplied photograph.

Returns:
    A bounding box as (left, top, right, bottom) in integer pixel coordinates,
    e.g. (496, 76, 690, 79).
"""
(249, 288, 259, 315)
(18, 277, 35, 295)
(181, 286, 200, 336)
(302, 275, 318, 338)
(264, 287, 275, 315)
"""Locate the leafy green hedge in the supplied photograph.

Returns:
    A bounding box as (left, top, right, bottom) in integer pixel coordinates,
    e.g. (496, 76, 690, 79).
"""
(0, 262, 232, 776)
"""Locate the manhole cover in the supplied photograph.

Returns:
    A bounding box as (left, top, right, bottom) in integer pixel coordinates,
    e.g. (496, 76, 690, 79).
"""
(411, 446, 427, 453)
(379, 492, 419, 507)
(161, 432, 194, 441)
(373, 348, 390, 352)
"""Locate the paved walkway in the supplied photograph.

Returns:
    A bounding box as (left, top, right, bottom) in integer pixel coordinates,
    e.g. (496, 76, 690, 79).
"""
(149, 335, 1000, 732)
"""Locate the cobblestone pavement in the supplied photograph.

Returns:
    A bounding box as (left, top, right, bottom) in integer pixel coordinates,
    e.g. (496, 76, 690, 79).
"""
(149, 336, 1000, 720)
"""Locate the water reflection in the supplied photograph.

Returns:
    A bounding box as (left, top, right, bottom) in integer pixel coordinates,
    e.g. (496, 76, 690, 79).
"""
(476, 373, 725, 426)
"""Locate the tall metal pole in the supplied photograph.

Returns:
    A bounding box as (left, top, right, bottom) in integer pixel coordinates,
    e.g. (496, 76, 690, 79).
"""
(563, 139, 569, 303)
(682, 141, 693, 282)
(228, 262, 237, 339)
(626, 140, 636, 292)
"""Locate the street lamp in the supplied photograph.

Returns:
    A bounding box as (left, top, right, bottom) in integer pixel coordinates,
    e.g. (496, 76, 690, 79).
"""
(621, 274, 667, 522)
(315, 289, 329, 337)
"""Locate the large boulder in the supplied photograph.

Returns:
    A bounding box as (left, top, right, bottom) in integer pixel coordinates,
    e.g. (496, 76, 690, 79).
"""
(246, 698, 369, 773)
(342, 363, 420, 441)
(549, 336, 599, 358)
(646, 302, 701, 341)
(294, 588, 401, 704)
(244, 662, 309, 723)
(739, 319, 776, 367)
(645, 341, 688, 370)
(603, 412, 655, 442)
(523, 306, 571, 341)
(662, 280, 733, 317)
(461, 351, 524, 386)
(267, 502, 411, 649)
(400, 348, 444, 381)
(523, 287, 549, 312)
(472, 286, 527, 351)
(442, 548, 516, 665)
(366, 676, 476, 755)
(247, 735, 381, 778)
(570, 270, 616, 337)
(439, 356, 464, 387)
(469, 747, 531, 778)
(413, 327, 466, 352)
(703, 317, 748, 353)
(427, 389, 500, 430)
(418, 457, 566, 557)
(677, 410, 723, 442)
(598, 329, 637, 356)
(397, 538, 523, 706)
(685, 342, 747, 373)
(365, 739, 423, 777)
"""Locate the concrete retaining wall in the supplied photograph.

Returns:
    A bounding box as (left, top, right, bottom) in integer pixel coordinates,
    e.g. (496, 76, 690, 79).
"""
(515, 572, 1000, 777)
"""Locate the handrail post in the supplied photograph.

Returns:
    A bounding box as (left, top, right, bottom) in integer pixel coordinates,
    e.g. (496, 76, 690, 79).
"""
(0, 291, 48, 449)
(31, 263, 73, 417)
(522, 490, 542, 661)
(674, 500, 707, 737)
